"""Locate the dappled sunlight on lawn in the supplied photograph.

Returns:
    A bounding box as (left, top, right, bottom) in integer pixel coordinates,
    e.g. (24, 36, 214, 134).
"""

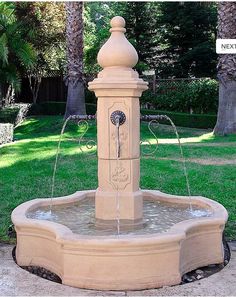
(157, 132, 213, 144)
(142, 132, 236, 145)
(0, 139, 97, 169)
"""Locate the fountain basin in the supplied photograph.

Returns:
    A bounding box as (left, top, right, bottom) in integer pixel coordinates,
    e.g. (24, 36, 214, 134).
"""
(12, 190, 228, 290)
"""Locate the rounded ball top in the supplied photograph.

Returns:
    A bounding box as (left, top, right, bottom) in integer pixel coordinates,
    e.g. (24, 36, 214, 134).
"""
(97, 16, 138, 69)
(110, 16, 125, 28)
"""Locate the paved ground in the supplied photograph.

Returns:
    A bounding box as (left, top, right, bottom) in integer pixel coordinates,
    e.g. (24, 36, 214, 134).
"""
(0, 242, 236, 296)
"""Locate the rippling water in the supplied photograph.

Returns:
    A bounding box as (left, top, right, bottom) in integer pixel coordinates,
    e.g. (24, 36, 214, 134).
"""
(27, 198, 212, 236)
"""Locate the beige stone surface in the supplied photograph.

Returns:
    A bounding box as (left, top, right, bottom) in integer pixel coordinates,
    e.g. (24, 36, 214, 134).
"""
(88, 16, 148, 221)
(11, 190, 228, 291)
(1, 243, 236, 296)
(97, 16, 138, 69)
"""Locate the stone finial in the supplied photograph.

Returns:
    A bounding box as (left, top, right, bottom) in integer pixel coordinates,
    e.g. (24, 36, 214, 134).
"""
(97, 16, 138, 69)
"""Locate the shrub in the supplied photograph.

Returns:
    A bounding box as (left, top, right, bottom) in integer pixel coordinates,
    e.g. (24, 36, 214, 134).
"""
(0, 123, 13, 144)
(189, 79, 218, 114)
(28, 102, 215, 129)
(29, 102, 97, 116)
(0, 107, 19, 124)
(141, 78, 218, 114)
(141, 109, 217, 129)
(85, 89, 97, 104)
(0, 104, 30, 125)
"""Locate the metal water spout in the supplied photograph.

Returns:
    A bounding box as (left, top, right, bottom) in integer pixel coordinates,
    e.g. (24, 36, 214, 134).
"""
(89, 16, 148, 222)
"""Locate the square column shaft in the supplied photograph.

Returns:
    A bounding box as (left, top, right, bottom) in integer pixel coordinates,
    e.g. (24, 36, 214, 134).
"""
(89, 68, 148, 221)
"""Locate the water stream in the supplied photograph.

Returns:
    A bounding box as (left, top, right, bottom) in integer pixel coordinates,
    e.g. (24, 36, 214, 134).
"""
(141, 115, 193, 212)
(162, 115, 193, 212)
(48, 113, 194, 232)
(115, 114, 121, 235)
(50, 115, 72, 211)
(50, 115, 96, 212)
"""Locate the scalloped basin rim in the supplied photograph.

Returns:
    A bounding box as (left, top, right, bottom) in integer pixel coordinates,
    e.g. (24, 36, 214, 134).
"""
(12, 189, 228, 290)
(12, 189, 228, 241)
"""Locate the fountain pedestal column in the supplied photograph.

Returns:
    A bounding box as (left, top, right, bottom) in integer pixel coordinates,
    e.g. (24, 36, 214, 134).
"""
(89, 16, 148, 222)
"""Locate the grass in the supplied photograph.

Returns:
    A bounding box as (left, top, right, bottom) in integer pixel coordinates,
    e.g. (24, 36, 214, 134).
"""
(0, 115, 236, 242)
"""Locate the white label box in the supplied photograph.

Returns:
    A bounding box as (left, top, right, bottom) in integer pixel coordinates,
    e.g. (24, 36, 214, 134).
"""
(216, 39, 236, 54)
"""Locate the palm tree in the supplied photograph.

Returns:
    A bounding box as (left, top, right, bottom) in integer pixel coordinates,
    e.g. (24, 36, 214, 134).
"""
(64, 1, 86, 118)
(0, 2, 35, 106)
(214, 2, 236, 135)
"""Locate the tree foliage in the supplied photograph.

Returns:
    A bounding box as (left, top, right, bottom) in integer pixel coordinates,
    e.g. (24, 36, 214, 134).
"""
(156, 2, 217, 78)
(83, 2, 123, 73)
(123, 2, 160, 72)
(15, 2, 66, 103)
(0, 2, 36, 105)
(15, 2, 66, 72)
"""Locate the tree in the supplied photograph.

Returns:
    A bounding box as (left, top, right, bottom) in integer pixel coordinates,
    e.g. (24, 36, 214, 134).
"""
(83, 2, 124, 74)
(123, 2, 160, 72)
(15, 2, 66, 103)
(64, 1, 86, 118)
(0, 2, 35, 106)
(214, 3, 236, 135)
(157, 2, 217, 78)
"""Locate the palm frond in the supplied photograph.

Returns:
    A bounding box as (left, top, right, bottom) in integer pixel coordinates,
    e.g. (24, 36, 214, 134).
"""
(15, 41, 36, 69)
(0, 2, 15, 27)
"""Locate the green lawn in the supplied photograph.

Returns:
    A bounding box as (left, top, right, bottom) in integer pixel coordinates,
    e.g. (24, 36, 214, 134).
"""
(1, 115, 236, 242)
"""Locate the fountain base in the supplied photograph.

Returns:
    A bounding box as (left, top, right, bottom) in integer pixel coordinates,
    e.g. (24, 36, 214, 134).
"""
(95, 217, 145, 232)
(12, 190, 227, 291)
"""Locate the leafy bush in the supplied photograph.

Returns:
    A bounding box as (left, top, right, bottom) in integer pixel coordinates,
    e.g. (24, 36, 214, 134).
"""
(141, 78, 218, 114)
(0, 123, 13, 144)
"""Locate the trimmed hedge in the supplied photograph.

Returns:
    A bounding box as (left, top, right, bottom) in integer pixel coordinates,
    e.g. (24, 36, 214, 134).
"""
(141, 109, 216, 129)
(29, 102, 65, 115)
(29, 102, 97, 116)
(0, 107, 19, 124)
(0, 104, 30, 126)
(28, 101, 216, 129)
(0, 123, 13, 144)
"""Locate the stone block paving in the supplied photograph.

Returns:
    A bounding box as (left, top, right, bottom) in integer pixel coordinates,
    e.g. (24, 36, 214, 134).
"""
(0, 243, 236, 296)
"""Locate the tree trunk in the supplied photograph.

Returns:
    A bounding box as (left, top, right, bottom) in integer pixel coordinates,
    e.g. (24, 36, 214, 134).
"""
(28, 74, 42, 104)
(4, 85, 12, 106)
(0, 84, 3, 107)
(214, 2, 236, 135)
(64, 2, 86, 119)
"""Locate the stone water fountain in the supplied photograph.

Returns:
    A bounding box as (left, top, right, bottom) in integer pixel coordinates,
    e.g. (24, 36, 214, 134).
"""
(12, 16, 228, 290)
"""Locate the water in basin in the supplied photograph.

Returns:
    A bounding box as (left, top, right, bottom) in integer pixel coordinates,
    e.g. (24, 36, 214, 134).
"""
(26, 198, 212, 236)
